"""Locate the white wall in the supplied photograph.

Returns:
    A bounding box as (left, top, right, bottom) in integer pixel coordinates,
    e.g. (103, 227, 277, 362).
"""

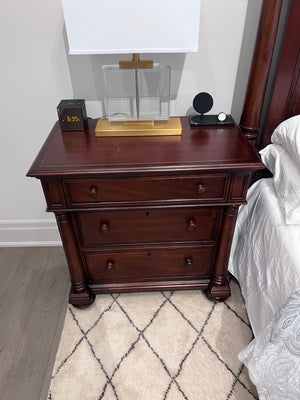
(0, 0, 261, 246)
(0, 0, 73, 245)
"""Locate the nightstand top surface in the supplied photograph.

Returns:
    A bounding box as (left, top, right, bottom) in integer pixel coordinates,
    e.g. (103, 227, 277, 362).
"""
(27, 117, 263, 177)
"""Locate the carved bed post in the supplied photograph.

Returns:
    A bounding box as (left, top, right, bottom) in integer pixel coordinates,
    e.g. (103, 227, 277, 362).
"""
(240, 0, 283, 146)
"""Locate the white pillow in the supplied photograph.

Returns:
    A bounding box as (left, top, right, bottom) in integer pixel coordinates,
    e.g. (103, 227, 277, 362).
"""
(271, 115, 300, 166)
(260, 143, 300, 224)
(239, 290, 300, 400)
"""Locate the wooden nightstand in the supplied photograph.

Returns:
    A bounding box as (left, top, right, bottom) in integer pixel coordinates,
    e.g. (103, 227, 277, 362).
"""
(27, 117, 263, 308)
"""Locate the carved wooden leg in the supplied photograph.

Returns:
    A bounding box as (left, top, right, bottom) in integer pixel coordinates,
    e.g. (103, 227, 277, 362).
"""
(55, 212, 95, 308)
(206, 205, 239, 302)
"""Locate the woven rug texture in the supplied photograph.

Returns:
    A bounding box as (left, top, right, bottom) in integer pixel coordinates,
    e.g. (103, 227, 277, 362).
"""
(48, 279, 257, 400)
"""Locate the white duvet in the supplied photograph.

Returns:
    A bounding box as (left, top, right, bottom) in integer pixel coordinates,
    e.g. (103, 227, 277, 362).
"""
(228, 178, 300, 337)
(228, 178, 300, 399)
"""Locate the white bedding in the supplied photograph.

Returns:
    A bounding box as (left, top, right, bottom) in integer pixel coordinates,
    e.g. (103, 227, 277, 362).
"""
(228, 178, 300, 337)
(228, 178, 300, 399)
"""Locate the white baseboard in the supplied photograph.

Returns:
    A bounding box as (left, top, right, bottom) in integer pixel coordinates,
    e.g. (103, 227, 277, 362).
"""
(0, 219, 62, 247)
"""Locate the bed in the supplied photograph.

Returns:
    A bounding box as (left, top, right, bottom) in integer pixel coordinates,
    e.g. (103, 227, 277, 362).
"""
(228, 0, 300, 398)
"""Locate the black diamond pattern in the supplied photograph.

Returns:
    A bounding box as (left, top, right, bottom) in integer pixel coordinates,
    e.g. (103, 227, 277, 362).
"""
(48, 280, 258, 400)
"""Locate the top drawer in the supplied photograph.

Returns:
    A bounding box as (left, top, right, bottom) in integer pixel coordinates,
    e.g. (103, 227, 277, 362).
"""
(64, 174, 229, 207)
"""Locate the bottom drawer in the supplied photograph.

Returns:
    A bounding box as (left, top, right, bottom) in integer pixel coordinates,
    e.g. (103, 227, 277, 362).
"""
(84, 247, 213, 282)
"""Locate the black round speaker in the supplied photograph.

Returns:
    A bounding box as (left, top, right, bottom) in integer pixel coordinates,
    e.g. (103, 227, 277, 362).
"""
(192, 92, 213, 115)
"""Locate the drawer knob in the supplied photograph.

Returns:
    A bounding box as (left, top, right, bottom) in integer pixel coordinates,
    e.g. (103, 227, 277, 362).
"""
(105, 261, 115, 273)
(197, 184, 206, 195)
(89, 186, 97, 199)
(184, 257, 194, 270)
(187, 219, 197, 232)
(99, 222, 110, 234)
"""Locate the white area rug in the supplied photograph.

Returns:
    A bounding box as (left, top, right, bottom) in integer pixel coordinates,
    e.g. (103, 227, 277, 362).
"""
(48, 279, 257, 399)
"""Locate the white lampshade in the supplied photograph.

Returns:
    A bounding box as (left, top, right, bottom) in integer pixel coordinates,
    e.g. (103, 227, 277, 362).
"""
(61, 0, 201, 55)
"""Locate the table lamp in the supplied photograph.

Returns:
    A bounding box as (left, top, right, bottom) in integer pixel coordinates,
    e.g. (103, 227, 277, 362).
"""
(61, 0, 201, 136)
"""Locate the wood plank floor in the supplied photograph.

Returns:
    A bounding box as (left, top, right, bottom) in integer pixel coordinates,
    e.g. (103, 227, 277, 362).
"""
(0, 246, 70, 400)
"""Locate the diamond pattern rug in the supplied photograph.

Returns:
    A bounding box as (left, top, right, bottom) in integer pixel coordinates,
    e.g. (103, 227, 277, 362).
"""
(48, 279, 257, 400)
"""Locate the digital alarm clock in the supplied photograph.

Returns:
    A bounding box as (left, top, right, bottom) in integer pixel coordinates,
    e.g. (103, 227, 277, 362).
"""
(57, 99, 88, 131)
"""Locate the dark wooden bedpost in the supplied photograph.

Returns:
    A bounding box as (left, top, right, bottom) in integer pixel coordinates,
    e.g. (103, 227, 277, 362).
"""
(262, 0, 300, 147)
(239, 0, 283, 146)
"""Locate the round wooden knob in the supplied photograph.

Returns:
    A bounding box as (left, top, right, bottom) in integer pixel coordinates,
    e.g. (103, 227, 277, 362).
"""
(184, 258, 193, 270)
(89, 186, 97, 199)
(196, 184, 206, 195)
(187, 219, 197, 232)
(99, 222, 110, 234)
(105, 261, 115, 273)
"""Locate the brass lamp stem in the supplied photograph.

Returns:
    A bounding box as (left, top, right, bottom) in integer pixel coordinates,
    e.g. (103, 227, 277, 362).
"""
(119, 53, 153, 69)
(135, 67, 140, 120)
(119, 54, 153, 121)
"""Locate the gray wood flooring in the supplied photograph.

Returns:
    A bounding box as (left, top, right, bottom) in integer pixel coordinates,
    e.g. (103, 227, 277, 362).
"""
(0, 246, 70, 400)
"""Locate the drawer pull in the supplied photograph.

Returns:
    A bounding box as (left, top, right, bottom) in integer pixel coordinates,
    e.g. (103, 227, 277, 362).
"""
(187, 219, 197, 232)
(99, 222, 110, 234)
(184, 257, 194, 270)
(89, 186, 98, 199)
(105, 261, 115, 273)
(197, 184, 206, 195)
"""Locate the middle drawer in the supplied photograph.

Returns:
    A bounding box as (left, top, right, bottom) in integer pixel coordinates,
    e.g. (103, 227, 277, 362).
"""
(78, 207, 219, 247)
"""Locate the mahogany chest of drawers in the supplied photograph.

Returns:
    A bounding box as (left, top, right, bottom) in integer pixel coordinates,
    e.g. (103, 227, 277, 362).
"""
(27, 117, 263, 308)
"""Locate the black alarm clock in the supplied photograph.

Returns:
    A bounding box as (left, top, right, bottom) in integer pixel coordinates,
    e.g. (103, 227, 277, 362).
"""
(57, 99, 88, 131)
